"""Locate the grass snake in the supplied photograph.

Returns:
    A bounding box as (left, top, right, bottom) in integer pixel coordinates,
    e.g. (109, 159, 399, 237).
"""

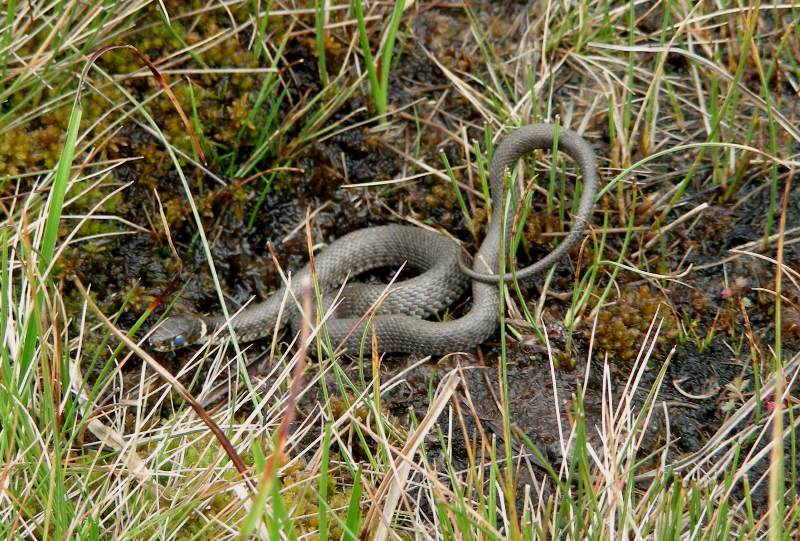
(149, 124, 599, 354)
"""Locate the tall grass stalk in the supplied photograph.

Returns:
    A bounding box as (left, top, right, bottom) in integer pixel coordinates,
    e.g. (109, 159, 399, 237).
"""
(18, 96, 82, 396)
(352, 0, 406, 121)
(316, 0, 330, 87)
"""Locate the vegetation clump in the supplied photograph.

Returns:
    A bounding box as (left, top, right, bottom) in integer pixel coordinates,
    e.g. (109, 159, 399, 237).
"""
(591, 285, 680, 364)
(0, 122, 64, 176)
(129, 432, 356, 539)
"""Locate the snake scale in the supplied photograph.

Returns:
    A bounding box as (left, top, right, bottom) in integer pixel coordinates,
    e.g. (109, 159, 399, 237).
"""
(149, 124, 599, 354)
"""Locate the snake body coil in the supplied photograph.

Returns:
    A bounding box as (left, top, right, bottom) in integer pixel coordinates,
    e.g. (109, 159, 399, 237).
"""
(149, 124, 598, 354)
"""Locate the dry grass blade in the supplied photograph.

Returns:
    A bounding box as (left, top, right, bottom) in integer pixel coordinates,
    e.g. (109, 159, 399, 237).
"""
(365, 372, 460, 539)
(768, 168, 793, 538)
(266, 214, 316, 474)
(85, 44, 207, 164)
(67, 347, 151, 483)
(588, 42, 800, 144)
(71, 278, 254, 490)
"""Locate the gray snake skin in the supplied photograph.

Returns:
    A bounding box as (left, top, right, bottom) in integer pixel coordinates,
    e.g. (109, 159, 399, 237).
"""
(149, 124, 599, 354)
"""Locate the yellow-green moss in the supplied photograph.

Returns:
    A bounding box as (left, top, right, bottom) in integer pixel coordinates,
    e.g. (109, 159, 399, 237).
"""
(591, 285, 680, 364)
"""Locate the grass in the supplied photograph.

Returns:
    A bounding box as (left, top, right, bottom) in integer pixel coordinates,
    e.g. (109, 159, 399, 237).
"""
(352, 0, 406, 121)
(1, 0, 799, 539)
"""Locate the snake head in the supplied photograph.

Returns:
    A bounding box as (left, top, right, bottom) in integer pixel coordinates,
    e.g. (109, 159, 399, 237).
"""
(148, 315, 208, 351)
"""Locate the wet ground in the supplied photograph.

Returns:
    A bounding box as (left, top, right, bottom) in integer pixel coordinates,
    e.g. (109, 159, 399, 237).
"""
(14, 0, 797, 511)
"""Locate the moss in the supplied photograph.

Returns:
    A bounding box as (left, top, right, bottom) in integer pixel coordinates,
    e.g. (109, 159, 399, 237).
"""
(329, 394, 370, 422)
(590, 285, 680, 364)
(0, 123, 64, 176)
(119, 279, 154, 314)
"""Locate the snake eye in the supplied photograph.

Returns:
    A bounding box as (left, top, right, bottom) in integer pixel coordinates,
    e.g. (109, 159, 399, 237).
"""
(172, 335, 186, 348)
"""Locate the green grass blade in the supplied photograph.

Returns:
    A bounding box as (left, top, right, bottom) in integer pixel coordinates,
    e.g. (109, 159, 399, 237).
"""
(342, 468, 362, 541)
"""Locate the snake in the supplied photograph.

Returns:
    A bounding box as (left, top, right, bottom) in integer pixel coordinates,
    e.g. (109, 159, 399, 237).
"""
(148, 124, 599, 355)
